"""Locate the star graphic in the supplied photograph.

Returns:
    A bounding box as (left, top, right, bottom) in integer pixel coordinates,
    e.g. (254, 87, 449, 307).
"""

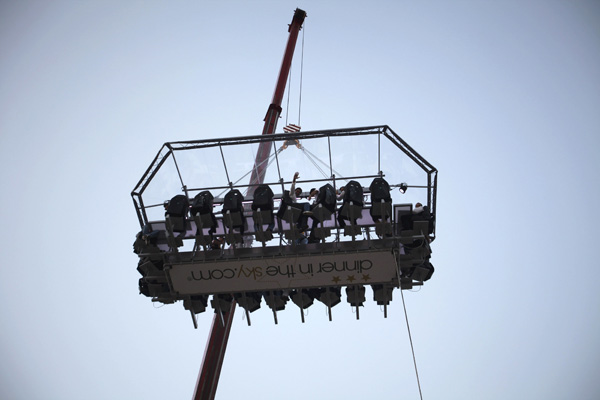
(346, 275, 356, 283)
(362, 274, 371, 282)
(332, 276, 341, 283)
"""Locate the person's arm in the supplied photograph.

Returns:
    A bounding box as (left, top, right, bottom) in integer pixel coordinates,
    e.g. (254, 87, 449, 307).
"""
(290, 172, 298, 201)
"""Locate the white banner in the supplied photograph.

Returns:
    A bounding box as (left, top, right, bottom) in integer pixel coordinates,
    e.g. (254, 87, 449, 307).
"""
(168, 250, 398, 295)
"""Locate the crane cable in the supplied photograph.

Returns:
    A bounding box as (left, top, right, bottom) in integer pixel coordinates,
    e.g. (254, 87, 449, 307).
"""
(298, 20, 304, 125)
(284, 20, 305, 128)
(300, 146, 349, 185)
(401, 289, 424, 400)
(300, 147, 328, 179)
(395, 253, 424, 400)
(285, 62, 292, 127)
(219, 146, 285, 198)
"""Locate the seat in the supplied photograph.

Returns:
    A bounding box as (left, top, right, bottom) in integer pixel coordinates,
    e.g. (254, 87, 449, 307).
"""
(310, 184, 337, 240)
(345, 285, 366, 307)
(282, 206, 303, 240)
(290, 289, 317, 309)
(193, 212, 217, 250)
(222, 189, 246, 245)
(412, 220, 429, 237)
(369, 177, 393, 236)
(252, 184, 275, 243)
(316, 287, 341, 308)
(234, 292, 262, 313)
(147, 282, 170, 298)
(338, 180, 364, 237)
(372, 200, 393, 236)
(183, 295, 208, 314)
(264, 291, 289, 311)
(253, 209, 274, 242)
(372, 284, 394, 306)
(165, 194, 189, 233)
(312, 203, 333, 239)
(223, 210, 244, 244)
(210, 293, 234, 313)
(312, 202, 333, 222)
(136, 259, 163, 278)
(410, 261, 435, 282)
(394, 203, 414, 235)
(165, 215, 184, 249)
(340, 201, 363, 237)
(191, 191, 217, 250)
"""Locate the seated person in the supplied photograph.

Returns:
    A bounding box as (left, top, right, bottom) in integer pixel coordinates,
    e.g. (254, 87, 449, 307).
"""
(307, 184, 336, 242)
(287, 172, 312, 229)
(369, 177, 392, 223)
(164, 194, 190, 233)
(337, 181, 363, 228)
(401, 202, 431, 231)
(210, 236, 225, 250)
(308, 187, 319, 205)
(252, 184, 275, 233)
(141, 223, 160, 245)
(222, 189, 247, 235)
(191, 190, 218, 242)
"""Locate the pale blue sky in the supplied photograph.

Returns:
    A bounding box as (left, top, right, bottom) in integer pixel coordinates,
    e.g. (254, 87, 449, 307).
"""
(1, 1, 599, 399)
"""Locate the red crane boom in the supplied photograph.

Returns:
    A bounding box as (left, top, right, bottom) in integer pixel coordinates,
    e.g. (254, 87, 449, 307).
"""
(192, 9, 306, 400)
(248, 8, 307, 195)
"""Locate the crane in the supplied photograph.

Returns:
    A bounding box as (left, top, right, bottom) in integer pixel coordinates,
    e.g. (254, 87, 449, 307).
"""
(193, 9, 306, 400)
(131, 8, 438, 400)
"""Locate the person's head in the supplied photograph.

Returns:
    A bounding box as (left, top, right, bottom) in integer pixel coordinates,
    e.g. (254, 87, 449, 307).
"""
(211, 236, 224, 249)
(308, 187, 317, 199)
(415, 202, 423, 208)
(295, 187, 302, 197)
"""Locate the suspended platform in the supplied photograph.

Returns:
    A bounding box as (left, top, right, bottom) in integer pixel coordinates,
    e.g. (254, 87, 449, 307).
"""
(132, 125, 437, 326)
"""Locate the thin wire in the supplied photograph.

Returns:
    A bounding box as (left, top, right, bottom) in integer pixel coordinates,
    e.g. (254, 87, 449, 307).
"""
(302, 146, 346, 180)
(217, 146, 284, 198)
(400, 288, 424, 400)
(285, 64, 292, 126)
(300, 148, 328, 178)
(298, 21, 305, 125)
(273, 140, 283, 191)
(328, 136, 333, 178)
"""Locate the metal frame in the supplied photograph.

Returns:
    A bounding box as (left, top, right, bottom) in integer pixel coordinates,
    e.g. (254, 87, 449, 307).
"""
(132, 125, 438, 237)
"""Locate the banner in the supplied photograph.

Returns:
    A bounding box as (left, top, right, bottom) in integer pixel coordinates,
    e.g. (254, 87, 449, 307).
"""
(168, 250, 398, 295)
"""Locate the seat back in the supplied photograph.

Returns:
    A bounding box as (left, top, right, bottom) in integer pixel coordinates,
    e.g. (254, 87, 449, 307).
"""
(316, 183, 336, 213)
(344, 180, 364, 206)
(223, 189, 244, 214)
(369, 177, 391, 203)
(165, 194, 189, 232)
(394, 203, 414, 234)
(276, 190, 293, 219)
(190, 191, 214, 216)
(252, 184, 274, 211)
(371, 200, 392, 220)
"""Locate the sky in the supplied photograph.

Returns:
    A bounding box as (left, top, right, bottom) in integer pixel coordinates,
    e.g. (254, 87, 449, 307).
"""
(1, 1, 599, 399)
